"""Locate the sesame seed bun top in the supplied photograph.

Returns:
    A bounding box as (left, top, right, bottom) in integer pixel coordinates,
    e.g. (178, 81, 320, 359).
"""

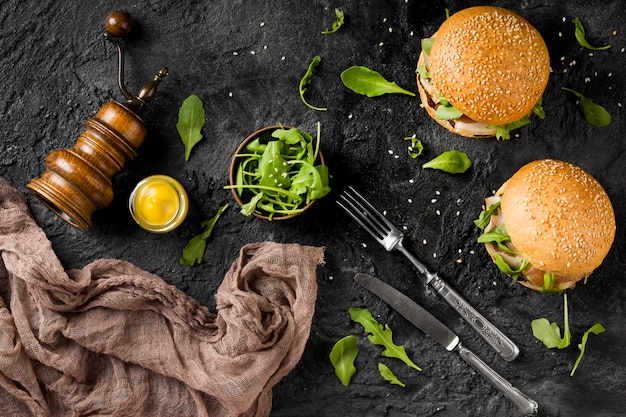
(500, 159, 616, 277)
(429, 6, 550, 125)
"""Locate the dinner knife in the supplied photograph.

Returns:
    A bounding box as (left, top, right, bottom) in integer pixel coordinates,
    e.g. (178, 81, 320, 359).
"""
(354, 273, 539, 416)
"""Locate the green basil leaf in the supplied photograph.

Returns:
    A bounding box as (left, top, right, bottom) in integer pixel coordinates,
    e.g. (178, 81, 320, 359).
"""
(299, 56, 327, 111)
(570, 323, 605, 376)
(329, 335, 358, 386)
(404, 136, 424, 159)
(422, 150, 472, 174)
(180, 204, 228, 265)
(473, 202, 501, 229)
(572, 17, 610, 51)
(378, 363, 406, 387)
(321, 8, 344, 35)
(176, 94, 206, 161)
(562, 87, 611, 127)
(349, 307, 421, 371)
(341, 66, 416, 97)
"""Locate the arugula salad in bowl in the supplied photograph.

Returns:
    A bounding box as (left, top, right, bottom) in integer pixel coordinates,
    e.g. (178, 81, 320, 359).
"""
(227, 124, 330, 220)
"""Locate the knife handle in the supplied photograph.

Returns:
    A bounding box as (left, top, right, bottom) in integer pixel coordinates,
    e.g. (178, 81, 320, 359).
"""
(457, 343, 538, 416)
(428, 273, 520, 361)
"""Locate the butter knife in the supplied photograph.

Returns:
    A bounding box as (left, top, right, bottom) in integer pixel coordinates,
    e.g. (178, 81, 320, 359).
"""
(354, 273, 539, 416)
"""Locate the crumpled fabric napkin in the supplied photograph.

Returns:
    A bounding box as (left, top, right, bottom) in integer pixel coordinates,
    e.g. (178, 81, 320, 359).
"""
(0, 177, 323, 417)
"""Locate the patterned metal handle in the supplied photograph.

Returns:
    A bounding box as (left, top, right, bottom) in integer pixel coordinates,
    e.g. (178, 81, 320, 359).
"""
(429, 273, 520, 361)
(458, 343, 538, 416)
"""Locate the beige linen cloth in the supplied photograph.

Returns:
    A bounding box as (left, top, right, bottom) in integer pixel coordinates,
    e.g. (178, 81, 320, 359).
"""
(0, 177, 324, 416)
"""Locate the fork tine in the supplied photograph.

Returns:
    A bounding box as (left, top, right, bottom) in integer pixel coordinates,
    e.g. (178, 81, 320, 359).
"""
(337, 186, 394, 241)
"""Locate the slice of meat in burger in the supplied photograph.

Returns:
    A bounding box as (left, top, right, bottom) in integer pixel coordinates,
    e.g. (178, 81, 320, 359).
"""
(416, 6, 550, 139)
(475, 159, 616, 292)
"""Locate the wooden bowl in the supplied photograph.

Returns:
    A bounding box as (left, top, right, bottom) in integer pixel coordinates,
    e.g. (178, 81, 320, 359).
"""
(229, 125, 326, 220)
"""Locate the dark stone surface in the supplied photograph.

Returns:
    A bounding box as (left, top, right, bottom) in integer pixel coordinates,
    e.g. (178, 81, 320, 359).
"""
(1, 0, 625, 416)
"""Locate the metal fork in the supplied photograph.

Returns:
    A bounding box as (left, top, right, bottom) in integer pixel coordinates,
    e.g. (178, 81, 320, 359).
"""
(337, 186, 520, 362)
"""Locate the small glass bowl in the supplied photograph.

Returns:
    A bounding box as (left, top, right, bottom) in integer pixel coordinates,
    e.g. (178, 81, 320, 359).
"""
(129, 174, 189, 233)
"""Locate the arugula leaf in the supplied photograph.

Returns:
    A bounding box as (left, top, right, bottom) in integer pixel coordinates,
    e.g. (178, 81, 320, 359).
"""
(570, 323, 605, 376)
(378, 363, 405, 387)
(341, 66, 416, 97)
(473, 202, 501, 229)
(349, 307, 421, 371)
(531, 293, 571, 349)
(495, 255, 529, 281)
(476, 224, 519, 255)
(322, 8, 344, 34)
(421, 37, 434, 55)
(435, 102, 463, 120)
(488, 116, 531, 140)
(404, 136, 424, 158)
(572, 17, 610, 51)
(533, 98, 546, 119)
(422, 150, 472, 174)
(329, 335, 358, 386)
(180, 204, 228, 265)
(299, 56, 327, 111)
(562, 87, 611, 127)
(542, 272, 562, 294)
(176, 94, 206, 161)
(416, 63, 430, 80)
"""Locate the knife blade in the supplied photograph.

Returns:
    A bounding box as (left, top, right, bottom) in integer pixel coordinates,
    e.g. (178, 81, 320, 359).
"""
(354, 273, 538, 417)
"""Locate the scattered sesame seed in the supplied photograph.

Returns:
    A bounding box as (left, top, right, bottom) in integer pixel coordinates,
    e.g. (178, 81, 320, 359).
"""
(435, 190, 441, 195)
(621, 48, 625, 53)
(409, 179, 415, 184)
(585, 77, 591, 83)
(423, 239, 428, 244)
(456, 211, 461, 216)
(394, 155, 400, 159)
(558, 32, 563, 37)
(436, 210, 441, 215)
(233, 51, 239, 55)
(612, 30, 617, 35)
(229, 92, 233, 97)
(388, 27, 393, 33)
(264, 45, 268, 50)
(260, 22, 265, 27)
(618, 103, 622, 107)
(362, 243, 367, 248)
(433, 253, 437, 258)
(470, 250, 475, 255)
(379, 42, 384, 47)
(562, 17, 566, 22)
(348, 114, 353, 119)
(388, 149, 394, 154)
(403, 226, 408, 230)
(560, 56, 565, 61)
(408, 198, 413, 203)
(383, 18, 387, 22)
(608, 72, 613, 77)
(456, 259, 463, 264)
(328, 276, 334, 281)
(250, 51, 256, 55)
(281, 56, 286, 60)
(431, 199, 437, 203)
(589, 52, 594, 57)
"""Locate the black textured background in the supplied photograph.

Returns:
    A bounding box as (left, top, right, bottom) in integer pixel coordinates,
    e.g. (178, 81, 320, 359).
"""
(1, 1, 625, 416)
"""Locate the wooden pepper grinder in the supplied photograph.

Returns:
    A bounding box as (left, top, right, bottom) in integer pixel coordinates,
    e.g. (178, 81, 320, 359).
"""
(27, 11, 168, 231)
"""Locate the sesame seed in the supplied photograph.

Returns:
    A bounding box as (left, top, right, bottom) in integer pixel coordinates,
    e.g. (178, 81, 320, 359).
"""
(423, 239, 428, 244)
(408, 198, 413, 203)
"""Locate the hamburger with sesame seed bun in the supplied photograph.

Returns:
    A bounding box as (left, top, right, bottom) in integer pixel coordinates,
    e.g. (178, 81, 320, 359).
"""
(416, 6, 550, 139)
(475, 160, 616, 292)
